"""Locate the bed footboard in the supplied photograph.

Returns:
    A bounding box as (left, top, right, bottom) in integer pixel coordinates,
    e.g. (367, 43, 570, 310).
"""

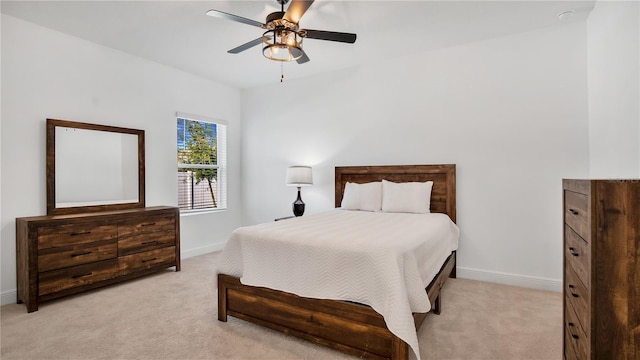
(217, 251, 456, 360)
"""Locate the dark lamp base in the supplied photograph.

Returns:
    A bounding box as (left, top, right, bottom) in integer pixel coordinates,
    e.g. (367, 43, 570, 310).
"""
(292, 187, 305, 217)
(293, 200, 305, 217)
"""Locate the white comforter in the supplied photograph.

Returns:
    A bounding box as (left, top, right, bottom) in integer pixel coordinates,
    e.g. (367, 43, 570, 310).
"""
(217, 209, 459, 360)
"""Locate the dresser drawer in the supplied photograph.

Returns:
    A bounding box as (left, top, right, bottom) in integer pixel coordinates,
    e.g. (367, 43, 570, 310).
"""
(565, 264, 589, 333)
(39, 259, 119, 296)
(564, 191, 590, 241)
(565, 226, 590, 288)
(564, 325, 580, 360)
(565, 299, 589, 360)
(118, 215, 175, 237)
(38, 240, 117, 272)
(118, 231, 175, 256)
(38, 224, 117, 249)
(119, 246, 176, 275)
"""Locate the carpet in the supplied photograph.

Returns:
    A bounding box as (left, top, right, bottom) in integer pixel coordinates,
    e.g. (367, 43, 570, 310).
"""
(1, 252, 561, 360)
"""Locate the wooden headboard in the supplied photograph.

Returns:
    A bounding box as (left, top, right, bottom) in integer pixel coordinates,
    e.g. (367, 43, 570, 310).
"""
(335, 164, 456, 223)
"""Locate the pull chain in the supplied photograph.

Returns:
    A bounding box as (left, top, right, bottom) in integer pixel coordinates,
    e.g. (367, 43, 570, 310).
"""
(280, 62, 284, 83)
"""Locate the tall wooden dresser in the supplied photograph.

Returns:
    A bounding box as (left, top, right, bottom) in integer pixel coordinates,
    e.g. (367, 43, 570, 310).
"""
(16, 206, 180, 312)
(563, 179, 640, 360)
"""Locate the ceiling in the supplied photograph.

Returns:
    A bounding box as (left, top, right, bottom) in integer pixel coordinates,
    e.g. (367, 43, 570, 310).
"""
(1, 0, 595, 89)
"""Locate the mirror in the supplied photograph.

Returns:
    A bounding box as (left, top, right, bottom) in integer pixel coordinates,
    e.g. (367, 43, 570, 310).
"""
(47, 119, 145, 215)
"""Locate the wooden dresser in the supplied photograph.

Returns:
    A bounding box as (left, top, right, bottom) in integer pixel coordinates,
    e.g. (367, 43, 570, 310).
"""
(563, 179, 640, 360)
(16, 206, 180, 312)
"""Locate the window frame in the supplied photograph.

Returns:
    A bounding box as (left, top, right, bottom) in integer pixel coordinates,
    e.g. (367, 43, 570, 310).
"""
(176, 112, 227, 213)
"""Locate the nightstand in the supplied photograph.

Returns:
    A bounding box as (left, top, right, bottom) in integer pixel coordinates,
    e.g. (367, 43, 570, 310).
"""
(274, 216, 295, 221)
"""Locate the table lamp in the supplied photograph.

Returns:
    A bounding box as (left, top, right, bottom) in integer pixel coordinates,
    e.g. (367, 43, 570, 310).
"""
(286, 166, 313, 216)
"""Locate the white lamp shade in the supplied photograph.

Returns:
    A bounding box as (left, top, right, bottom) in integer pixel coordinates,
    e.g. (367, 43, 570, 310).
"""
(286, 166, 313, 186)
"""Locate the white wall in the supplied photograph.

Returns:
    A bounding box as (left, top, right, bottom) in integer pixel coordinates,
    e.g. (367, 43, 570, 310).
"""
(0, 15, 243, 304)
(242, 22, 590, 291)
(587, 1, 640, 177)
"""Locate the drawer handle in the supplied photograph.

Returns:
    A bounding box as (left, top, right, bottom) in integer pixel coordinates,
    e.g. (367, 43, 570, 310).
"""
(70, 231, 92, 236)
(568, 322, 580, 339)
(141, 222, 157, 227)
(72, 272, 93, 279)
(569, 247, 579, 257)
(141, 257, 157, 263)
(141, 241, 158, 246)
(568, 208, 579, 216)
(568, 284, 579, 298)
(71, 251, 93, 257)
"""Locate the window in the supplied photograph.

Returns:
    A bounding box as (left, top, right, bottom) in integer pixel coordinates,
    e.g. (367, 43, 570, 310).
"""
(177, 113, 227, 212)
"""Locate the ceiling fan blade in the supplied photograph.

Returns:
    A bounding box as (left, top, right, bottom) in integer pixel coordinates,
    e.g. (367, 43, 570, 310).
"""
(304, 29, 357, 44)
(228, 38, 264, 54)
(206, 9, 264, 28)
(296, 50, 310, 64)
(283, 0, 315, 24)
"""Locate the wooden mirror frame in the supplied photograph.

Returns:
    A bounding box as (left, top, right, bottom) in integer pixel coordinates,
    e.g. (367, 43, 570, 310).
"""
(46, 118, 145, 215)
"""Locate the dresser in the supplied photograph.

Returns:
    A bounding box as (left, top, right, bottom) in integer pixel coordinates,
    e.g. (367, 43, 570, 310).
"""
(563, 179, 640, 360)
(16, 206, 180, 312)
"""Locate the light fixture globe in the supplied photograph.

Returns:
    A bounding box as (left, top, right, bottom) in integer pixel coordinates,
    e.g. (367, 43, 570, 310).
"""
(262, 29, 304, 62)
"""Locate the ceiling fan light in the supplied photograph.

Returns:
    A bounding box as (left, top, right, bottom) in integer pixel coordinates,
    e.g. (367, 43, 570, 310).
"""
(262, 29, 303, 62)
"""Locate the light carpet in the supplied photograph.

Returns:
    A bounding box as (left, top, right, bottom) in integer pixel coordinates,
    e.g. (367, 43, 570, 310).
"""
(1, 252, 561, 360)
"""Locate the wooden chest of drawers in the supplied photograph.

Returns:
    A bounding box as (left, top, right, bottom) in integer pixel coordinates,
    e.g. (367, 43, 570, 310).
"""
(563, 180, 640, 360)
(16, 206, 180, 312)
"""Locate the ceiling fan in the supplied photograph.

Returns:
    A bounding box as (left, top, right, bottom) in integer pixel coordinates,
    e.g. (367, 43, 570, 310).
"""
(206, 0, 357, 64)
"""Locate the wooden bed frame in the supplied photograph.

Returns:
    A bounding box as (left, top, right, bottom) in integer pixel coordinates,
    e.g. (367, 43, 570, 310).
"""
(218, 164, 457, 360)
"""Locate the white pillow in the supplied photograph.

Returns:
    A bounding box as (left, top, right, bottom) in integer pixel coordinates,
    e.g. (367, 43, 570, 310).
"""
(340, 181, 382, 212)
(381, 179, 433, 214)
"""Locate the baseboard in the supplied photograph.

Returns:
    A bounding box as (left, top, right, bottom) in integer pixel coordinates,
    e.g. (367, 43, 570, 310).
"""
(1, 289, 17, 306)
(456, 266, 562, 292)
(181, 242, 225, 259)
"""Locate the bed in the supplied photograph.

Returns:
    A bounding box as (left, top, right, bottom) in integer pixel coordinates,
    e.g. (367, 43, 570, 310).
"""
(217, 164, 457, 360)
